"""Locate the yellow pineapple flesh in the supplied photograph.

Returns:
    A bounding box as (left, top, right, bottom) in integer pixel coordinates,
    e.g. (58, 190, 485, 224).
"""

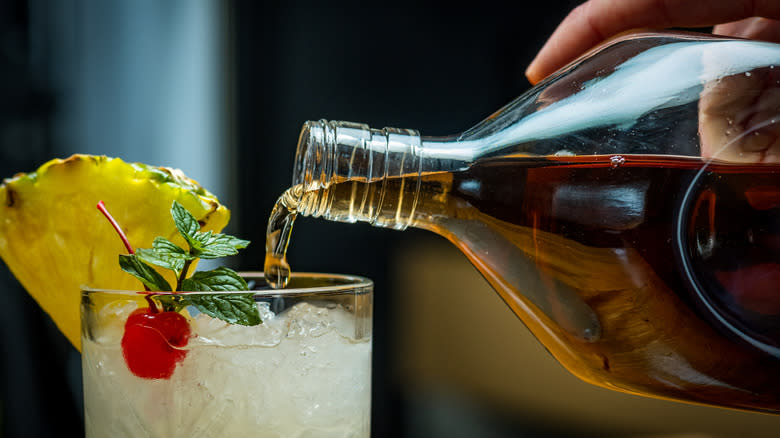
(0, 155, 231, 351)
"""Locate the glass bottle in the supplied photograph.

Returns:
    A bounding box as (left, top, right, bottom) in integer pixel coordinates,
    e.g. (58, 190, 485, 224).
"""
(267, 32, 780, 412)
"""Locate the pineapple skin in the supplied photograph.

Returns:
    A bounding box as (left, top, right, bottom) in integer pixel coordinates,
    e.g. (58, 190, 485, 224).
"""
(0, 154, 231, 351)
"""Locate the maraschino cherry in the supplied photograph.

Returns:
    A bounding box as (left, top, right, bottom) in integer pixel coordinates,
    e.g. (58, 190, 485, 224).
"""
(97, 201, 192, 379)
(121, 307, 191, 379)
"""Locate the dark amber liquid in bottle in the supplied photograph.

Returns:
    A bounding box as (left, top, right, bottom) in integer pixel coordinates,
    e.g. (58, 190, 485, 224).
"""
(417, 154, 779, 412)
(270, 153, 779, 412)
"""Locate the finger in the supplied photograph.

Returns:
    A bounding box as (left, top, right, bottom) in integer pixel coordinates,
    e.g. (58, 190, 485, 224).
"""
(699, 69, 780, 163)
(525, 0, 780, 84)
(714, 17, 780, 42)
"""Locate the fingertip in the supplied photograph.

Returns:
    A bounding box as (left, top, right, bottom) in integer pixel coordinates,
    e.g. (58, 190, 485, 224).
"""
(524, 37, 559, 85)
(524, 61, 544, 86)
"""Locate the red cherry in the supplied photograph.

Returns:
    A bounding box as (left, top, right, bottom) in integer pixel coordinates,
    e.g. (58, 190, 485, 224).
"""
(121, 308, 191, 379)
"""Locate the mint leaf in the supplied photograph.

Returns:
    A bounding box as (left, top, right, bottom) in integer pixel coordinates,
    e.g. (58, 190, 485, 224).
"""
(170, 200, 250, 260)
(136, 248, 181, 272)
(186, 293, 262, 326)
(186, 230, 211, 255)
(153, 237, 191, 257)
(119, 255, 172, 291)
(203, 233, 250, 250)
(193, 232, 251, 259)
(171, 201, 201, 248)
(181, 267, 248, 291)
(135, 237, 192, 273)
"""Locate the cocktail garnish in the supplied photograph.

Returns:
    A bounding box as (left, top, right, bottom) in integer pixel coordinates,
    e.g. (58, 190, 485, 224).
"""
(98, 200, 260, 379)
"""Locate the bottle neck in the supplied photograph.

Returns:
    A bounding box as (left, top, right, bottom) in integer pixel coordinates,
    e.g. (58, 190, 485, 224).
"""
(293, 120, 429, 230)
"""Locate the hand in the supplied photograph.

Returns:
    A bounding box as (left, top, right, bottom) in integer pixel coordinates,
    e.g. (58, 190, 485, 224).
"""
(699, 61, 780, 162)
(526, 1, 780, 163)
(525, 0, 780, 84)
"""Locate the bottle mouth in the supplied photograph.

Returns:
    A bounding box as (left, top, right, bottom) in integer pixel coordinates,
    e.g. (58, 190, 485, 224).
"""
(292, 120, 325, 189)
(292, 119, 373, 218)
(293, 119, 369, 187)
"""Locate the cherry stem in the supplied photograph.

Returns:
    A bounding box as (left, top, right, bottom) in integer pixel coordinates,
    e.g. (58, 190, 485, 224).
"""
(96, 201, 155, 309)
(96, 201, 135, 254)
(144, 294, 160, 314)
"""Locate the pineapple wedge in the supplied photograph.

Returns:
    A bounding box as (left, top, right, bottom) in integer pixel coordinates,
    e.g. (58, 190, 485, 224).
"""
(0, 155, 231, 351)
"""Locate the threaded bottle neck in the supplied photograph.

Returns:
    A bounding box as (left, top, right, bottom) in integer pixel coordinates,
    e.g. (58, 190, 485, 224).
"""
(292, 120, 424, 230)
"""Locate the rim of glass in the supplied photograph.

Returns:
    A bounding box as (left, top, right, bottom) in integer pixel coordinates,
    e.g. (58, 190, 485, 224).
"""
(81, 272, 373, 296)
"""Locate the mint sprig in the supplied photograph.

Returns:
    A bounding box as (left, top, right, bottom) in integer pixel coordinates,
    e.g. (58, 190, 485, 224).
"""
(171, 201, 250, 259)
(118, 201, 260, 325)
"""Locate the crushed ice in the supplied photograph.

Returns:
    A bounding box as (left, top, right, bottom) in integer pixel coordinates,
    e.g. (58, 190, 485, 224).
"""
(191, 302, 355, 346)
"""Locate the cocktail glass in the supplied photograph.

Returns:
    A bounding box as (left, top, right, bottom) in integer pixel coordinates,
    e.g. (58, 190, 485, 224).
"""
(81, 272, 372, 437)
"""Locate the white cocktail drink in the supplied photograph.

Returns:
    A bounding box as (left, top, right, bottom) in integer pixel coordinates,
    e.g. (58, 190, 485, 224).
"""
(81, 274, 372, 437)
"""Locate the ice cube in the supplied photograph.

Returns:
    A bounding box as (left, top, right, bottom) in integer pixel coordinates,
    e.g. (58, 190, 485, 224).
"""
(92, 299, 138, 344)
(191, 302, 282, 347)
(283, 302, 334, 338)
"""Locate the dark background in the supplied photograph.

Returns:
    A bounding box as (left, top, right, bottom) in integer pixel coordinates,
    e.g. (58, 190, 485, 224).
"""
(0, 1, 617, 437)
(4, 2, 780, 438)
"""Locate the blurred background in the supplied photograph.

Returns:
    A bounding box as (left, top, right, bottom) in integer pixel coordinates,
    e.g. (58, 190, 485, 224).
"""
(1, 0, 780, 437)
